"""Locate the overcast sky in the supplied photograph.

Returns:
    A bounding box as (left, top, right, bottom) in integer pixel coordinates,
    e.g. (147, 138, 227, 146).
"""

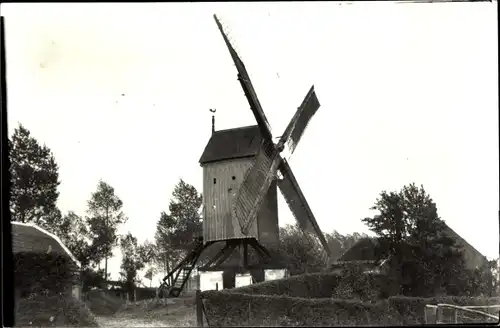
(3, 2, 498, 283)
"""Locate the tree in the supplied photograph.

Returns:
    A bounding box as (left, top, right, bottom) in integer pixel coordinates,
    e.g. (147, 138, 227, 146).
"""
(9, 124, 61, 231)
(154, 179, 202, 283)
(362, 183, 468, 297)
(119, 233, 147, 300)
(164, 179, 203, 250)
(58, 211, 94, 267)
(86, 180, 127, 287)
(325, 230, 367, 260)
(154, 211, 182, 285)
(144, 267, 157, 288)
(139, 239, 158, 287)
(275, 224, 325, 275)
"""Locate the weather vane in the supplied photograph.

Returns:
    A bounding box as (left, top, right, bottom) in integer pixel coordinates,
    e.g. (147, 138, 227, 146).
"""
(209, 108, 216, 134)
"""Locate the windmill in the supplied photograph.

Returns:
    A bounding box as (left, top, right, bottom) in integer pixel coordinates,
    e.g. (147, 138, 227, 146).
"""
(157, 14, 332, 298)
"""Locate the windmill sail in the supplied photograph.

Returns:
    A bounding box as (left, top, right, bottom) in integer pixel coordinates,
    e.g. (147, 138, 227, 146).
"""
(213, 14, 273, 141)
(232, 85, 320, 236)
(232, 139, 281, 235)
(287, 86, 320, 154)
(277, 160, 331, 258)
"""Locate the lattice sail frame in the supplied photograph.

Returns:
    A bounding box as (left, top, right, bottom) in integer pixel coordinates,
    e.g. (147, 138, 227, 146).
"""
(213, 14, 332, 262)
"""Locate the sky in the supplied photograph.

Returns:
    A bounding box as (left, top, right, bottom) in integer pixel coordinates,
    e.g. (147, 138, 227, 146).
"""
(3, 2, 498, 284)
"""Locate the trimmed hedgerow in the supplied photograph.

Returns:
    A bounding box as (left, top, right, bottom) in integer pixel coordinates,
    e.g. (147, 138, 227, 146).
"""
(226, 272, 342, 298)
(200, 290, 397, 327)
(200, 271, 500, 326)
(229, 268, 389, 301)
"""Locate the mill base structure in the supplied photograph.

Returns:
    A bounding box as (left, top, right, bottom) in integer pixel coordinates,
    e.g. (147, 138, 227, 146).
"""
(157, 236, 284, 298)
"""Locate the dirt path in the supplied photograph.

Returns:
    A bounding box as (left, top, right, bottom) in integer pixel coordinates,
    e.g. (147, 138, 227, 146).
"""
(96, 316, 173, 327)
(95, 298, 197, 327)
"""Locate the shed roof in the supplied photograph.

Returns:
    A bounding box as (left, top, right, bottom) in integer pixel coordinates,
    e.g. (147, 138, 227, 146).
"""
(199, 125, 263, 164)
(11, 222, 81, 268)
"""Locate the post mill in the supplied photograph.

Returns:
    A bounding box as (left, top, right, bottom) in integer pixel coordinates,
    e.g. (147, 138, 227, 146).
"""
(157, 14, 332, 298)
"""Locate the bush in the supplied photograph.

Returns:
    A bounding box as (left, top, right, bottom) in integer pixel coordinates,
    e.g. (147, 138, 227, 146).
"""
(84, 289, 125, 316)
(135, 287, 157, 301)
(14, 252, 79, 294)
(332, 266, 385, 301)
(15, 294, 98, 327)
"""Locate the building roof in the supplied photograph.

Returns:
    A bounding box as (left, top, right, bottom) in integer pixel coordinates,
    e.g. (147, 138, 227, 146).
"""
(443, 224, 489, 270)
(338, 223, 488, 271)
(338, 237, 390, 262)
(11, 222, 81, 268)
(199, 125, 263, 164)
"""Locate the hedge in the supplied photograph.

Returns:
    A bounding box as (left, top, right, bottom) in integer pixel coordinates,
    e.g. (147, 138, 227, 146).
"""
(199, 271, 500, 326)
(227, 268, 388, 300)
(200, 290, 397, 327)
(201, 292, 499, 327)
(226, 272, 341, 298)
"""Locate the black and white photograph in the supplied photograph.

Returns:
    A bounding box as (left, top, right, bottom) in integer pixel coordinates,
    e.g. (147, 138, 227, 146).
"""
(1, 1, 498, 326)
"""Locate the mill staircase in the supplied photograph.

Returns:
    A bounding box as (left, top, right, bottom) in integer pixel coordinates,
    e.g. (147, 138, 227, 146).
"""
(158, 236, 204, 298)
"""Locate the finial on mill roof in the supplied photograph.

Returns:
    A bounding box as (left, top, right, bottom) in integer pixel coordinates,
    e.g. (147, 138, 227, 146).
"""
(209, 108, 216, 134)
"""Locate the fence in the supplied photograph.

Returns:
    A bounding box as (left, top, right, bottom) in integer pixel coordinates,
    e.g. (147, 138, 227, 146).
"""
(425, 304, 500, 324)
(196, 290, 208, 327)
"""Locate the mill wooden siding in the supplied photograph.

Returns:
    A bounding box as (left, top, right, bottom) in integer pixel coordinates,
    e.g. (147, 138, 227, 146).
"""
(202, 158, 279, 244)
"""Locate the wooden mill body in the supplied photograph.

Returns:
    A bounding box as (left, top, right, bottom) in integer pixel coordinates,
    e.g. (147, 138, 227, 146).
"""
(199, 125, 279, 246)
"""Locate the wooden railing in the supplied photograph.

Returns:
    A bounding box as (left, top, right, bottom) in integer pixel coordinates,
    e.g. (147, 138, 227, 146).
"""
(425, 303, 500, 324)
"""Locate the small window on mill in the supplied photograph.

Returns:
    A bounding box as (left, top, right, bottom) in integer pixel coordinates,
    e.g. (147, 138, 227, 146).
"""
(232, 176, 236, 180)
(213, 178, 217, 184)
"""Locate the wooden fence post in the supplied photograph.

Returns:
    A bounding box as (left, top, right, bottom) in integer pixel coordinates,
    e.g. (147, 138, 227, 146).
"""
(248, 301, 252, 325)
(196, 289, 204, 328)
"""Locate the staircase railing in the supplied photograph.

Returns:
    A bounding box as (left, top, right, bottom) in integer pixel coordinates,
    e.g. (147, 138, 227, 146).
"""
(158, 237, 205, 298)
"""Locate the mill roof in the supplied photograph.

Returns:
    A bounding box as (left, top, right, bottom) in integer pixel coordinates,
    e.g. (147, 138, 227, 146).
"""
(11, 222, 81, 268)
(199, 125, 263, 164)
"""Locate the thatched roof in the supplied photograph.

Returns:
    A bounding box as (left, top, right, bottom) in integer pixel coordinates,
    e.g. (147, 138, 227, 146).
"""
(443, 224, 489, 270)
(199, 125, 262, 164)
(338, 223, 488, 271)
(11, 222, 80, 268)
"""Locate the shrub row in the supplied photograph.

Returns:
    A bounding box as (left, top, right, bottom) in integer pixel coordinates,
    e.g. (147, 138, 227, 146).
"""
(201, 292, 499, 327)
(200, 271, 500, 326)
(227, 268, 388, 301)
(200, 290, 397, 327)
(227, 272, 342, 298)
